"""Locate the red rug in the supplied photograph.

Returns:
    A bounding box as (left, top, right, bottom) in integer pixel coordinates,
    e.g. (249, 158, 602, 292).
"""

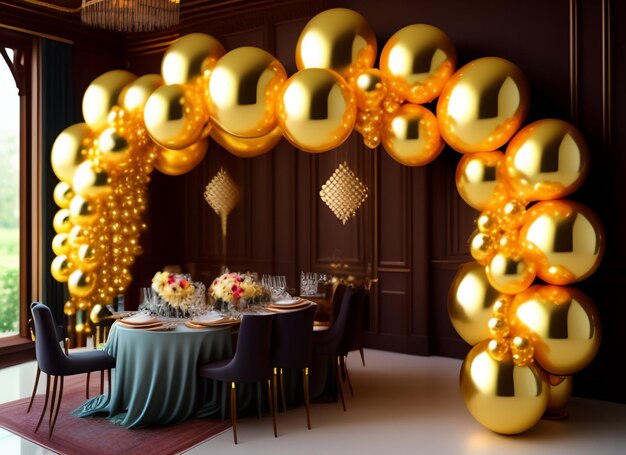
(0, 373, 230, 454)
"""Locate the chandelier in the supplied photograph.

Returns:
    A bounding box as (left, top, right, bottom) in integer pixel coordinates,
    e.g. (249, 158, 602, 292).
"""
(81, 0, 180, 33)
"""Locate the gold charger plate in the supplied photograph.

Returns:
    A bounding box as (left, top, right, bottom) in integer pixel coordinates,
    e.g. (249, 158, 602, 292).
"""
(266, 303, 312, 312)
(185, 319, 240, 329)
(117, 320, 163, 329)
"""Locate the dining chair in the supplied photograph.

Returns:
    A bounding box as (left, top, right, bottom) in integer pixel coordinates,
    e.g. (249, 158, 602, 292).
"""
(31, 302, 116, 438)
(198, 314, 276, 444)
(312, 287, 355, 412)
(338, 287, 368, 396)
(270, 304, 316, 430)
(331, 283, 348, 323)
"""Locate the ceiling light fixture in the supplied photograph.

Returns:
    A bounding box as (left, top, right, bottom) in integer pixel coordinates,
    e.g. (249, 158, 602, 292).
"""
(81, 0, 181, 33)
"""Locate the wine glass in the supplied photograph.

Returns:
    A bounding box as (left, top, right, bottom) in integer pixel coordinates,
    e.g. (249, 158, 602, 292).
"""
(276, 276, 287, 299)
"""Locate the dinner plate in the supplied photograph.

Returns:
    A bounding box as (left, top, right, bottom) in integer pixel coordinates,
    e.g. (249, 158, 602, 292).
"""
(119, 314, 159, 325)
(191, 314, 224, 325)
(271, 298, 301, 306)
(117, 320, 163, 329)
(269, 300, 310, 310)
(185, 319, 239, 329)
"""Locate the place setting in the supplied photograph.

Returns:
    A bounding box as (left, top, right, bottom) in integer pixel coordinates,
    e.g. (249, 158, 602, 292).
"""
(116, 313, 178, 331)
(185, 312, 240, 329)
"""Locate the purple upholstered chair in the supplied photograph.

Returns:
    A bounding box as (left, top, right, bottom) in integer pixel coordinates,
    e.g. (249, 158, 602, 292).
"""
(270, 304, 316, 430)
(198, 313, 276, 444)
(312, 287, 355, 411)
(31, 302, 116, 438)
(338, 287, 368, 396)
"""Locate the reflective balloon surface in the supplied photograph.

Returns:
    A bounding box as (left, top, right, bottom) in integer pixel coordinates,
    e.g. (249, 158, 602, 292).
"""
(154, 139, 208, 176)
(448, 262, 500, 345)
(209, 47, 287, 138)
(460, 341, 549, 434)
(469, 231, 497, 265)
(53, 182, 74, 209)
(97, 128, 132, 166)
(382, 104, 444, 166)
(456, 151, 509, 211)
(277, 68, 356, 152)
(72, 161, 111, 199)
(486, 248, 536, 294)
(69, 196, 98, 226)
(68, 269, 97, 298)
(437, 57, 530, 153)
(82, 70, 137, 131)
(51, 123, 91, 184)
(520, 200, 604, 284)
(53, 209, 72, 234)
(380, 24, 456, 104)
(211, 126, 282, 158)
(51, 255, 73, 283)
(352, 68, 387, 110)
(547, 375, 572, 413)
(51, 233, 71, 256)
(503, 119, 588, 201)
(120, 74, 164, 113)
(161, 33, 226, 85)
(296, 8, 376, 80)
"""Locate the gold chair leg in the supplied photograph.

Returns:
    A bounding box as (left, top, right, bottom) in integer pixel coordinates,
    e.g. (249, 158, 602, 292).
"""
(27, 367, 41, 413)
(86, 372, 90, 399)
(49, 376, 64, 439)
(272, 369, 278, 431)
(279, 368, 287, 413)
(48, 376, 58, 427)
(336, 357, 346, 412)
(100, 370, 104, 395)
(95, 326, 100, 348)
(344, 356, 354, 397)
(35, 375, 51, 433)
(268, 379, 277, 437)
(359, 347, 365, 366)
(231, 382, 238, 444)
(303, 367, 311, 430)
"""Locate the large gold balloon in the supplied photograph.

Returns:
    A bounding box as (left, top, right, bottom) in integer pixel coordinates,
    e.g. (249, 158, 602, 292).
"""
(119, 74, 164, 113)
(209, 47, 287, 138)
(52, 208, 72, 234)
(502, 119, 589, 201)
(510, 285, 601, 375)
(448, 262, 500, 345)
(154, 139, 208, 176)
(72, 161, 111, 199)
(51, 254, 73, 283)
(547, 375, 572, 413)
(437, 57, 530, 154)
(51, 233, 71, 256)
(211, 126, 282, 158)
(456, 151, 511, 211)
(67, 269, 97, 298)
(69, 196, 98, 226)
(277, 68, 356, 152)
(520, 200, 604, 285)
(380, 24, 457, 104)
(460, 341, 549, 434)
(53, 182, 74, 209)
(97, 127, 132, 166)
(161, 33, 226, 85)
(144, 84, 209, 150)
(51, 123, 92, 184)
(382, 104, 444, 167)
(486, 247, 536, 294)
(296, 8, 376, 80)
(352, 68, 387, 110)
(82, 70, 137, 131)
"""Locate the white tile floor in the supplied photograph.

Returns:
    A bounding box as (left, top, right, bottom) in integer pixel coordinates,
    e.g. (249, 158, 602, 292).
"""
(2, 349, 626, 454)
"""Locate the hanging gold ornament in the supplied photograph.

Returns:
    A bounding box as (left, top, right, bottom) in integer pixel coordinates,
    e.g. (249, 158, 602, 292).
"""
(204, 169, 241, 265)
(319, 161, 369, 224)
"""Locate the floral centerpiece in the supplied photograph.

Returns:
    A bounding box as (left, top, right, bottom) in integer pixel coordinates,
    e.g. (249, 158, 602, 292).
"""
(210, 272, 265, 313)
(139, 271, 207, 318)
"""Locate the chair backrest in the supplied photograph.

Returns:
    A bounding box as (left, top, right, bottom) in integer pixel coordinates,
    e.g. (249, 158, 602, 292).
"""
(271, 304, 316, 369)
(338, 287, 367, 356)
(229, 314, 274, 382)
(31, 302, 67, 376)
(331, 284, 347, 323)
(314, 287, 354, 358)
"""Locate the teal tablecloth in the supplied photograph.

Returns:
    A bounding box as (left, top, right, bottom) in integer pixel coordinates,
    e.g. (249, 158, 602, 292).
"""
(72, 323, 234, 428)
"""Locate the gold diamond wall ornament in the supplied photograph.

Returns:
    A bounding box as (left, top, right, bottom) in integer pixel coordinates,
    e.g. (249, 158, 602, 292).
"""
(320, 162, 369, 224)
(204, 169, 240, 263)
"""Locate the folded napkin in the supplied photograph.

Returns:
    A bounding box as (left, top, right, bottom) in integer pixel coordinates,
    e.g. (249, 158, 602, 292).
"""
(191, 313, 224, 324)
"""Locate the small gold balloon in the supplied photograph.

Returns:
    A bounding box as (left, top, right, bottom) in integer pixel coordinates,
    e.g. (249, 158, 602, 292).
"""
(460, 341, 549, 435)
(209, 46, 287, 138)
(277, 68, 356, 153)
(211, 126, 282, 158)
(510, 285, 601, 375)
(448, 262, 500, 345)
(51, 254, 73, 282)
(456, 151, 510, 211)
(77, 244, 99, 272)
(51, 233, 71, 256)
(83, 70, 137, 131)
(510, 335, 535, 366)
(486, 248, 536, 294)
(76, 297, 91, 312)
(437, 57, 530, 154)
(499, 199, 526, 230)
(144, 84, 209, 150)
(469, 231, 497, 265)
(63, 300, 76, 316)
(72, 161, 111, 199)
(487, 337, 510, 360)
(547, 375, 573, 413)
(520, 200, 604, 285)
(119, 74, 164, 113)
(503, 119, 589, 201)
(488, 316, 510, 338)
(97, 127, 132, 166)
(382, 103, 444, 167)
(380, 24, 457, 104)
(352, 68, 387, 110)
(154, 139, 208, 176)
(53, 208, 72, 234)
(161, 33, 226, 85)
(67, 269, 97, 298)
(296, 8, 376, 80)
(492, 295, 512, 316)
(69, 196, 98, 226)
(476, 211, 500, 236)
(51, 123, 92, 184)
(68, 225, 90, 246)
(53, 182, 74, 209)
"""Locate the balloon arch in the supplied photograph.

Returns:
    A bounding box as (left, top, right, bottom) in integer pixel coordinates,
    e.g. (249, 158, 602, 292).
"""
(49, 8, 604, 435)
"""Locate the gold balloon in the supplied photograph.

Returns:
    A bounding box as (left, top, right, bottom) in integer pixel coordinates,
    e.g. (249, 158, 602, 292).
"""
(382, 104, 444, 166)
(161, 33, 226, 85)
(83, 70, 137, 131)
(77, 244, 99, 272)
(460, 341, 549, 435)
(53, 209, 72, 234)
(119, 74, 164, 113)
(277, 68, 356, 152)
(97, 127, 132, 166)
(72, 161, 112, 199)
(51, 255, 73, 283)
(380, 24, 457, 104)
(547, 375, 572, 413)
(502, 119, 589, 201)
(211, 126, 282, 158)
(68, 269, 97, 298)
(520, 200, 604, 285)
(68, 225, 90, 246)
(486, 248, 536, 294)
(437, 57, 530, 154)
(510, 285, 601, 375)
(154, 139, 208, 176)
(499, 199, 526, 230)
(51, 123, 92, 184)
(69, 196, 98, 226)
(352, 68, 387, 110)
(53, 182, 74, 209)
(63, 300, 76, 316)
(455, 151, 510, 211)
(209, 47, 287, 138)
(51, 233, 71, 256)
(448, 262, 500, 345)
(296, 8, 376, 80)
(144, 84, 209, 150)
(469, 231, 497, 265)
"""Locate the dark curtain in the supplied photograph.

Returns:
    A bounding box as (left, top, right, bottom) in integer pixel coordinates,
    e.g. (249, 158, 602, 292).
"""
(41, 39, 76, 327)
